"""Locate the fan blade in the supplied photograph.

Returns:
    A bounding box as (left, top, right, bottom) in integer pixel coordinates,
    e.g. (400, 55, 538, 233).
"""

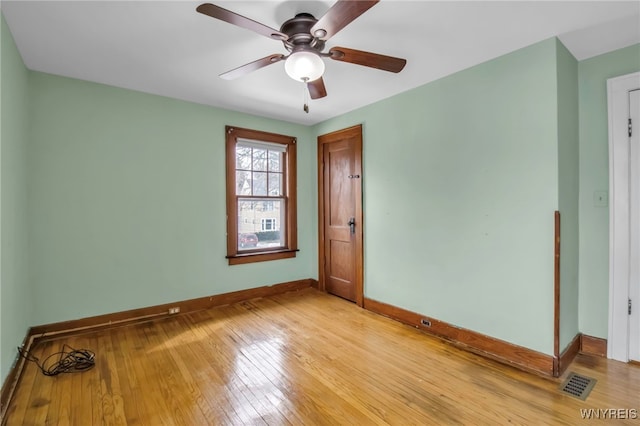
(310, 0, 379, 41)
(219, 54, 285, 80)
(329, 47, 406, 73)
(196, 3, 288, 41)
(307, 78, 327, 99)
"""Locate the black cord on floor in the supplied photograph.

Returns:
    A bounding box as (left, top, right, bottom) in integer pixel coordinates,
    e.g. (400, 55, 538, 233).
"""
(18, 344, 95, 376)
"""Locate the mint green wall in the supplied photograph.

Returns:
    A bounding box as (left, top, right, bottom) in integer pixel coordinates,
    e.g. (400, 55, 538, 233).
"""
(314, 39, 560, 355)
(28, 72, 316, 325)
(578, 44, 640, 338)
(556, 40, 580, 352)
(0, 15, 32, 383)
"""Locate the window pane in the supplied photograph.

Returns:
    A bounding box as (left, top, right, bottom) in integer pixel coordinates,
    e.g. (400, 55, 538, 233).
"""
(253, 148, 267, 171)
(268, 173, 282, 196)
(236, 146, 252, 170)
(237, 198, 285, 251)
(236, 171, 251, 195)
(268, 151, 282, 172)
(252, 172, 268, 196)
(260, 218, 270, 231)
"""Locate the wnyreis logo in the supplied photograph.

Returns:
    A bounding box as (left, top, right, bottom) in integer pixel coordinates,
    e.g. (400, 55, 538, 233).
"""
(580, 408, 638, 420)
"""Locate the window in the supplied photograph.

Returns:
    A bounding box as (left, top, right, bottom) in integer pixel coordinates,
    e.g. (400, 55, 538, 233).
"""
(261, 218, 276, 231)
(225, 126, 297, 265)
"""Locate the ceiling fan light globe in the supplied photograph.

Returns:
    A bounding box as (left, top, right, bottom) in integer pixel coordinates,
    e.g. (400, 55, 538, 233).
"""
(285, 51, 325, 82)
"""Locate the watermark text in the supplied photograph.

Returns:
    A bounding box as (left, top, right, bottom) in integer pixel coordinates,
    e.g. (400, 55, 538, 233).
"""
(580, 408, 638, 420)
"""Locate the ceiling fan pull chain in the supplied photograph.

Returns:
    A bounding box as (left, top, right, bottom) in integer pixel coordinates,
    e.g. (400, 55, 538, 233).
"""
(302, 78, 309, 113)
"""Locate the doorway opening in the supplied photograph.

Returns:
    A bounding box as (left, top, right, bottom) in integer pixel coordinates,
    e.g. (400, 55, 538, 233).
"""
(607, 71, 640, 362)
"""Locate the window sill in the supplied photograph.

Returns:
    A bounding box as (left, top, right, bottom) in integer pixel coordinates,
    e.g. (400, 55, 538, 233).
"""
(226, 249, 298, 265)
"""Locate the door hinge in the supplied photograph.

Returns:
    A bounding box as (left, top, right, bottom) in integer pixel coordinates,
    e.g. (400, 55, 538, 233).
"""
(629, 298, 632, 315)
(629, 118, 633, 137)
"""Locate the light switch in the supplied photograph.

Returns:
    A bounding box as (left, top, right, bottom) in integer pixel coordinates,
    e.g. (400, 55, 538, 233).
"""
(593, 190, 608, 207)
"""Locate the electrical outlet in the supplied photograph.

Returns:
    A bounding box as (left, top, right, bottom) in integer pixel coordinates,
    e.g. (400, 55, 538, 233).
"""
(168, 307, 180, 314)
(420, 319, 431, 327)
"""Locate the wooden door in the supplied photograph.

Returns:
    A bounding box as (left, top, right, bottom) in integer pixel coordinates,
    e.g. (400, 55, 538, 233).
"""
(318, 125, 363, 305)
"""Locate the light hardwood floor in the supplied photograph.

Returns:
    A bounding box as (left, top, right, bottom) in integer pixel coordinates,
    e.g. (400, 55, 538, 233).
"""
(4, 288, 640, 425)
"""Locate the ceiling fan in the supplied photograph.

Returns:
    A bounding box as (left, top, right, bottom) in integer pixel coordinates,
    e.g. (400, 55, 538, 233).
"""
(196, 0, 407, 107)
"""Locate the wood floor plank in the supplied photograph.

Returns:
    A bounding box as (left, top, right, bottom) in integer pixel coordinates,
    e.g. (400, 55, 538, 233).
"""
(5, 288, 640, 425)
(20, 340, 56, 426)
(189, 309, 300, 426)
(157, 315, 238, 425)
(135, 322, 209, 425)
(237, 298, 417, 424)
(71, 336, 95, 426)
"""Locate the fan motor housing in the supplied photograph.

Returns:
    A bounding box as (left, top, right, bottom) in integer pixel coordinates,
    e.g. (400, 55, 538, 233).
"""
(280, 13, 325, 52)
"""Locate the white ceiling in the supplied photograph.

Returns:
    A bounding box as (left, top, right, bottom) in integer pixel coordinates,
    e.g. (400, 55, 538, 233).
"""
(2, 1, 639, 125)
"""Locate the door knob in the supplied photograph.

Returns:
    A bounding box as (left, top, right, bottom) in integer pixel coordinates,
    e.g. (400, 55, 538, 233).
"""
(348, 217, 356, 235)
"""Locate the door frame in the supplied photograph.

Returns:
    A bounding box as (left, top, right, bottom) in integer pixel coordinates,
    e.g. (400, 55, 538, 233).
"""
(607, 71, 640, 362)
(317, 124, 364, 306)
